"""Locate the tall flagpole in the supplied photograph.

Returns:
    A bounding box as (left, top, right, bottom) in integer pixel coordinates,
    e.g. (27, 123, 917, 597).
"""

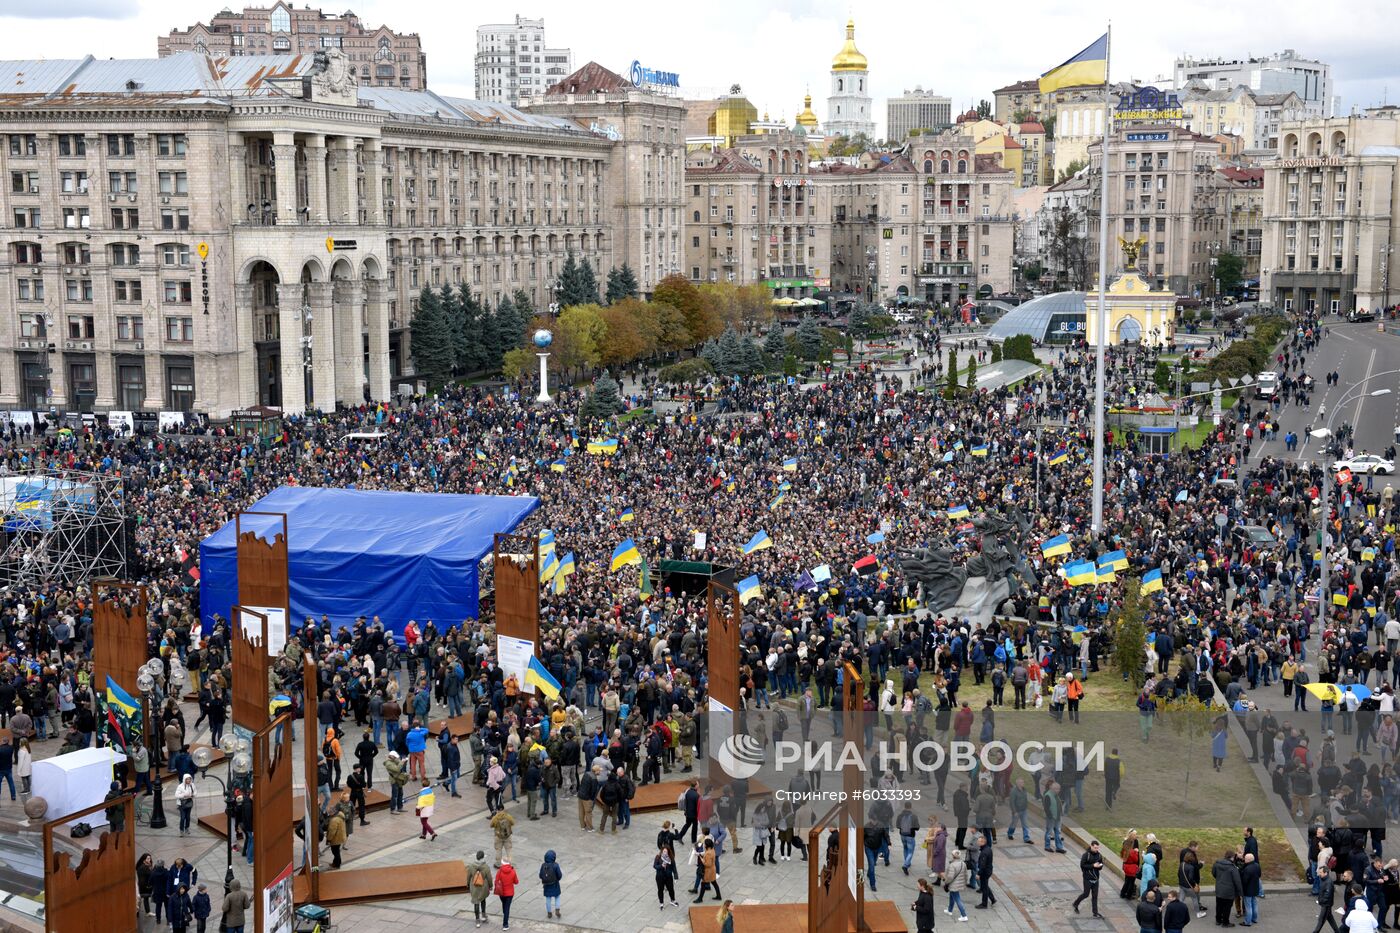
(1091, 23, 1112, 535)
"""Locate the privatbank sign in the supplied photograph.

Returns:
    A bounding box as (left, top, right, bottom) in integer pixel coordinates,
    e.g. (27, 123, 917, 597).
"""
(1115, 86, 1184, 121)
(629, 61, 680, 89)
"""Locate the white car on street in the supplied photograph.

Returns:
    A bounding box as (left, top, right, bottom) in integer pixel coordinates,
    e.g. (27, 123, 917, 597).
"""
(1333, 454, 1395, 475)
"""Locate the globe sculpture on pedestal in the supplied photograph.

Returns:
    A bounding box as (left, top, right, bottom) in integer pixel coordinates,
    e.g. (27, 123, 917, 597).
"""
(23, 796, 47, 821)
(533, 329, 554, 403)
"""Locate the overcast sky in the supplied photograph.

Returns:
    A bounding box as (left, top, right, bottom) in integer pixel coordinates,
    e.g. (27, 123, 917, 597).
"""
(2, 0, 1396, 138)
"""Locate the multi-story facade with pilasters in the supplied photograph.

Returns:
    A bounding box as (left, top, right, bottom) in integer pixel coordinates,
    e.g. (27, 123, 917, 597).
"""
(0, 51, 627, 417)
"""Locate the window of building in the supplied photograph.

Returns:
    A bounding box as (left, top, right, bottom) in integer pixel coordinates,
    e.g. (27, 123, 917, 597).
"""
(62, 207, 90, 229)
(160, 208, 190, 230)
(158, 172, 189, 195)
(110, 208, 139, 229)
(166, 364, 195, 411)
(116, 316, 145, 340)
(165, 317, 194, 341)
(17, 279, 43, 301)
(111, 243, 140, 265)
(113, 280, 142, 302)
(65, 279, 93, 302)
(67, 314, 95, 338)
(8, 134, 36, 156)
(12, 242, 41, 264)
(57, 134, 86, 157)
(156, 134, 188, 157)
(106, 134, 135, 157)
(119, 364, 144, 409)
(164, 281, 192, 304)
(61, 242, 90, 265)
(269, 5, 291, 31)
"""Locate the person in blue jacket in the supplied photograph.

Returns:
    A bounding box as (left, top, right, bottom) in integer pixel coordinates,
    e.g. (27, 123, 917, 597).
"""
(191, 882, 212, 933)
(539, 849, 564, 918)
(167, 882, 193, 933)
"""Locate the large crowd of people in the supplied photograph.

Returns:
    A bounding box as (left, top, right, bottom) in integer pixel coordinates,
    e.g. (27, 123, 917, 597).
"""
(6, 303, 1400, 930)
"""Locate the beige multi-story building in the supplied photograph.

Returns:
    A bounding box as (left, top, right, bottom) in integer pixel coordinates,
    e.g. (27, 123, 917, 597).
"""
(683, 133, 829, 297)
(1261, 108, 1400, 314)
(0, 51, 673, 417)
(1214, 165, 1265, 284)
(159, 2, 426, 89)
(1180, 86, 1308, 153)
(524, 63, 685, 297)
(1086, 125, 1225, 296)
(993, 79, 1102, 124)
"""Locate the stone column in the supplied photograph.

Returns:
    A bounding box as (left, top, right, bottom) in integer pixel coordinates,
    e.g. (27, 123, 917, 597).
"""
(304, 134, 328, 224)
(330, 137, 359, 224)
(332, 278, 361, 406)
(305, 281, 335, 411)
(276, 282, 307, 413)
(364, 139, 383, 224)
(228, 133, 247, 221)
(365, 277, 390, 401)
(272, 131, 298, 225)
(235, 282, 258, 405)
(141, 351, 163, 412)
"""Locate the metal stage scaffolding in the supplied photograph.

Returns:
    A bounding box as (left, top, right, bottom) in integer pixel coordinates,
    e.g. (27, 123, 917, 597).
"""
(0, 468, 127, 587)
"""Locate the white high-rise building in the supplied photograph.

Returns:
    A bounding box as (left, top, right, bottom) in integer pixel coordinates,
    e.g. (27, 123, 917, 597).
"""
(475, 15, 572, 107)
(825, 19, 874, 140)
(886, 87, 952, 143)
(1173, 50, 1333, 117)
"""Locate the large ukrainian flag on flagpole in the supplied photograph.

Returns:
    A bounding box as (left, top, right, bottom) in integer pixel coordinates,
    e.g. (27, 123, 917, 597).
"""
(610, 538, 642, 571)
(526, 655, 562, 700)
(1039, 33, 1109, 94)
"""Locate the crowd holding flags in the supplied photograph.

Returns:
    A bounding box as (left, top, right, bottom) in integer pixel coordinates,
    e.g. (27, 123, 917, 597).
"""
(1141, 567, 1164, 594)
(1047, 447, 1070, 466)
(1041, 534, 1072, 558)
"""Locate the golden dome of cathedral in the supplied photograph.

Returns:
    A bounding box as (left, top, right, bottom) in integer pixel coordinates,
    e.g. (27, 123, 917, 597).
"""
(831, 19, 868, 73)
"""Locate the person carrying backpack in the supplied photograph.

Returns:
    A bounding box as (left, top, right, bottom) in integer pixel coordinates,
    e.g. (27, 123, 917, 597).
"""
(539, 850, 564, 919)
(466, 850, 493, 928)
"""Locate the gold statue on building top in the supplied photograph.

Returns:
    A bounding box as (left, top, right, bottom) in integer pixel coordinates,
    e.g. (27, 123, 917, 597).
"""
(1117, 236, 1148, 269)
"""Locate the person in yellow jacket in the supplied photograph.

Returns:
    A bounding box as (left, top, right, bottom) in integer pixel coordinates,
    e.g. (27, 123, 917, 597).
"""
(1280, 659, 1297, 698)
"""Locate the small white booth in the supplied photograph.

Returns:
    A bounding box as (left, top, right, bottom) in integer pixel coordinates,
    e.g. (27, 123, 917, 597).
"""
(31, 746, 122, 827)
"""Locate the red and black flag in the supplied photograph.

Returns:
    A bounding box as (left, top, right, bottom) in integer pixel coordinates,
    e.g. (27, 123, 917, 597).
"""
(179, 548, 200, 586)
(853, 554, 879, 576)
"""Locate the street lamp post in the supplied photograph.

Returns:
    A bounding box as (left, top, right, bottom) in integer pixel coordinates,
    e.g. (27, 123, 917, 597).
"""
(193, 736, 251, 906)
(532, 329, 553, 404)
(136, 660, 167, 829)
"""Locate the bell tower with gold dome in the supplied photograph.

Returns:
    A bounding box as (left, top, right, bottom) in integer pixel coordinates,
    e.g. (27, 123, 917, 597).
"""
(825, 18, 874, 140)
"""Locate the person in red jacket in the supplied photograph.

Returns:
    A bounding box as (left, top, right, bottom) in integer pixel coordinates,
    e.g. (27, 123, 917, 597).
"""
(494, 858, 519, 931)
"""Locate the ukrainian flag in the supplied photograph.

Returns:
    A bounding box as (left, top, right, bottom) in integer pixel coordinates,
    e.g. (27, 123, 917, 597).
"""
(417, 786, 436, 810)
(970, 445, 989, 458)
(946, 504, 971, 519)
(550, 460, 567, 473)
(538, 529, 556, 557)
(1041, 534, 1071, 558)
(1362, 547, 1377, 562)
(1039, 33, 1109, 94)
(1140, 568, 1164, 594)
(553, 552, 575, 595)
(587, 438, 619, 455)
(783, 457, 798, 472)
(105, 675, 140, 752)
(1333, 592, 1349, 607)
(526, 656, 563, 700)
(779, 481, 792, 492)
(475, 449, 488, 461)
(1065, 560, 1097, 586)
(742, 530, 773, 555)
(1099, 550, 1129, 572)
(1096, 564, 1117, 584)
(619, 507, 635, 524)
(953, 440, 964, 450)
(540, 551, 560, 584)
(1048, 448, 1069, 466)
(610, 538, 641, 571)
(770, 493, 787, 511)
(738, 574, 762, 605)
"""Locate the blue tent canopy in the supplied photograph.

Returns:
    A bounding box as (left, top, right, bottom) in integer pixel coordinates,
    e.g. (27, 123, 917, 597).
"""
(199, 486, 539, 639)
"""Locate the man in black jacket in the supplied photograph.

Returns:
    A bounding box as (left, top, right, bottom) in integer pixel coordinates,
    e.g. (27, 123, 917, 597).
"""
(678, 780, 700, 843)
(1213, 852, 1243, 927)
(1073, 840, 1104, 917)
(1162, 890, 1192, 933)
(974, 835, 997, 909)
(354, 731, 378, 789)
(1309, 869, 1340, 933)
(1136, 889, 1163, 931)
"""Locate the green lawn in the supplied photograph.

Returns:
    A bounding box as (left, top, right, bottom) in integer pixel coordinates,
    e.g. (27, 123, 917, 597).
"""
(1081, 826, 1302, 886)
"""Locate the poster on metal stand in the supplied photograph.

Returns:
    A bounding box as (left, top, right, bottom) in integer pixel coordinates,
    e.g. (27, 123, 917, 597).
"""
(264, 860, 295, 933)
(496, 634, 535, 690)
(241, 604, 288, 656)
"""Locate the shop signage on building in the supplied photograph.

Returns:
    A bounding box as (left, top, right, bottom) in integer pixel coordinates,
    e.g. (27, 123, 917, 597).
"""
(771, 177, 810, 187)
(1115, 87, 1184, 121)
(1277, 157, 1344, 169)
(629, 60, 680, 89)
(764, 278, 815, 289)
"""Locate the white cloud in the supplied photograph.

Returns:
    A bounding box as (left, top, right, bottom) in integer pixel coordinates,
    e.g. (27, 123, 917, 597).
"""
(0, 0, 1393, 131)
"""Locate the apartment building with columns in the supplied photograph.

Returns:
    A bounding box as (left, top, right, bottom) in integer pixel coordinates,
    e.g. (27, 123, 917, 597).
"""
(0, 51, 634, 417)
